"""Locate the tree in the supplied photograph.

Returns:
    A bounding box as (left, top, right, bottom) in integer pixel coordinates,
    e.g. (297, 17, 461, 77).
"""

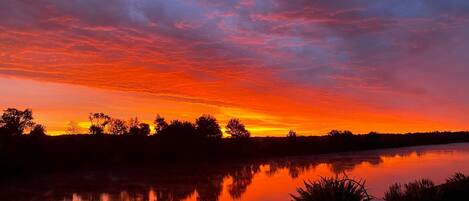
(129, 117, 140, 135)
(0, 108, 35, 136)
(138, 123, 151, 136)
(128, 117, 150, 136)
(159, 120, 197, 139)
(154, 114, 168, 134)
(30, 124, 46, 137)
(287, 130, 297, 138)
(226, 118, 250, 138)
(88, 112, 111, 135)
(195, 114, 222, 138)
(109, 118, 128, 135)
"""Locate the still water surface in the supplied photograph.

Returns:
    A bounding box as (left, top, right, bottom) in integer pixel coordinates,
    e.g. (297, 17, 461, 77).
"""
(3, 143, 469, 201)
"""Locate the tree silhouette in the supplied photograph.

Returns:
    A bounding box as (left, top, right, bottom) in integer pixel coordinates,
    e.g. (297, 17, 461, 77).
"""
(128, 117, 150, 136)
(88, 113, 111, 135)
(138, 123, 151, 136)
(109, 118, 128, 135)
(154, 114, 168, 134)
(226, 118, 250, 138)
(0, 108, 35, 136)
(159, 120, 197, 139)
(287, 130, 297, 139)
(195, 114, 222, 138)
(30, 124, 46, 137)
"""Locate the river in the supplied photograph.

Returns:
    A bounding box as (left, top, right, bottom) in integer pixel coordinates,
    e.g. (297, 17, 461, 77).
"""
(3, 143, 469, 201)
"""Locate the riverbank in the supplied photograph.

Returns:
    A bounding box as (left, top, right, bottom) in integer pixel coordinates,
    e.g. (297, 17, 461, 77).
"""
(1, 131, 469, 178)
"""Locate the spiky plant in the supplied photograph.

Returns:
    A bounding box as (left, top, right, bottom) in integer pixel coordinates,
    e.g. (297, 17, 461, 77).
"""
(291, 175, 372, 201)
(384, 179, 437, 201)
(446, 172, 467, 183)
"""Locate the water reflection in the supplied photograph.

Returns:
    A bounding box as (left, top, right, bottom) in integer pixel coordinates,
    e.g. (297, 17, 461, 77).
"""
(2, 143, 469, 201)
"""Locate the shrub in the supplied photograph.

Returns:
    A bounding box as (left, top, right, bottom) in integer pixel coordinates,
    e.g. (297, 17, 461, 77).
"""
(30, 124, 46, 137)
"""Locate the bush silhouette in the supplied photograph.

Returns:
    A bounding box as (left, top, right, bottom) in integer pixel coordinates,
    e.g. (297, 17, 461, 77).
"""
(195, 114, 222, 139)
(226, 118, 250, 138)
(0, 108, 35, 136)
(30, 124, 46, 137)
(291, 175, 372, 201)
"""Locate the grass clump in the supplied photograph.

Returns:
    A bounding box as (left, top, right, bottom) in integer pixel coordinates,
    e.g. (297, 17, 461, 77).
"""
(384, 173, 469, 201)
(291, 175, 372, 201)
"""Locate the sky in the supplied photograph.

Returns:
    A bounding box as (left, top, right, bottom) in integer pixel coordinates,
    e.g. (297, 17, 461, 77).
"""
(1, 0, 469, 136)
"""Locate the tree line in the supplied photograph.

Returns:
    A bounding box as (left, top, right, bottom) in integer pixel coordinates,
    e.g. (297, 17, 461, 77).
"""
(0, 108, 255, 139)
(0, 108, 381, 139)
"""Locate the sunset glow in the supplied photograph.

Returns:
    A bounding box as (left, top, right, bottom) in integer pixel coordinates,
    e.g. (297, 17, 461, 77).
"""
(1, 0, 469, 136)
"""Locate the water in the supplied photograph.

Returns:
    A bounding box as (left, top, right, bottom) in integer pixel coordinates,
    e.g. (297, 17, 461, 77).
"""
(3, 143, 469, 201)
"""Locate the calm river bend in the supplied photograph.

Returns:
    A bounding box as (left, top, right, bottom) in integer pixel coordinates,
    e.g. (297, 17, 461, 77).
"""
(3, 143, 469, 201)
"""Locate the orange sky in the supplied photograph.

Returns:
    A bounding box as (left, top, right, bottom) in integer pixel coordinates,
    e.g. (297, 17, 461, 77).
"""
(1, 0, 469, 136)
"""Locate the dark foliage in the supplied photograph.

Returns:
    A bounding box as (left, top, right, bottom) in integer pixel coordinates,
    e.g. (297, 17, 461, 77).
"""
(0, 108, 34, 136)
(154, 114, 168, 134)
(89, 125, 104, 135)
(128, 118, 151, 136)
(88, 113, 110, 135)
(158, 120, 197, 139)
(138, 123, 151, 136)
(195, 114, 222, 139)
(291, 175, 372, 201)
(30, 124, 46, 137)
(287, 130, 297, 138)
(226, 118, 250, 138)
(384, 173, 469, 201)
(328, 130, 354, 137)
(109, 119, 128, 135)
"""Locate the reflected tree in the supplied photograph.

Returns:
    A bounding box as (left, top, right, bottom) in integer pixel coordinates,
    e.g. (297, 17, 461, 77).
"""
(228, 165, 260, 199)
